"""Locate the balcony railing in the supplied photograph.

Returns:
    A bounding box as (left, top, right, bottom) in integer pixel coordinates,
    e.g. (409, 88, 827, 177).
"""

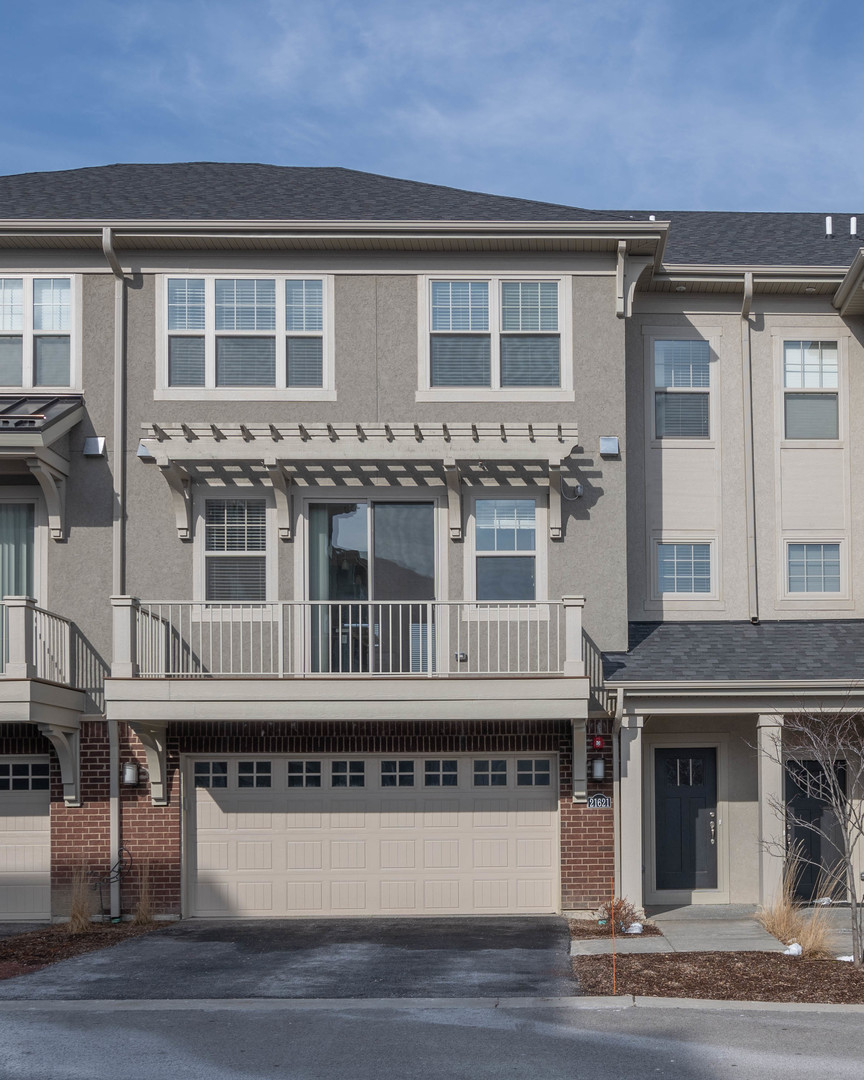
(111, 596, 586, 679)
(0, 596, 74, 685)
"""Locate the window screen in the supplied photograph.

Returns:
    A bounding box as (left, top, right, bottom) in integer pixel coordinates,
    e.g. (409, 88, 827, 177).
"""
(784, 393, 838, 439)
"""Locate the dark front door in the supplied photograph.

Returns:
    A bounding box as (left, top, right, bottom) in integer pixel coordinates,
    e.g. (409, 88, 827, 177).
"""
(655, 747, 717, 891)
(785, 760, 846, 902)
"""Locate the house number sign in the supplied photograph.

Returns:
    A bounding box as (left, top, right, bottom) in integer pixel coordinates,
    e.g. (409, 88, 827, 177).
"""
(587, 793, 611, 809)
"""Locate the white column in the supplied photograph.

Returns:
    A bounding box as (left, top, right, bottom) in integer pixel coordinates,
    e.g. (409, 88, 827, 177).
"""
(757, 714, 785, 906)
(618, 713, 644, 907)
(561, 595, 585, 677)
(3, 596, 37, 679)
(111, 595, 140, 678)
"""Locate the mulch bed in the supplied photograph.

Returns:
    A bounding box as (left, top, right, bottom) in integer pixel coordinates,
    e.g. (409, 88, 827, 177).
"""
(573, 952, 864, 1003)
(0, 923, 166, 981)
(569, 919, 663, 939)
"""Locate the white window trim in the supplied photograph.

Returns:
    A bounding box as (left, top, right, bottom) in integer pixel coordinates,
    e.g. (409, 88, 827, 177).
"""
(0, 274, 81, 392)
(192, 488, 278, 603)
(0, 488, 48, 608)
(778, 535, 851, 608)
(156, 273, 336, 401)
(464, 492, 548, 604)
(416, 273, 574, 402)
(643, 328, 721, 450)
(646, 535, 720, 606)
(293, 487, 449, 604)
(774, 332, 848, 449)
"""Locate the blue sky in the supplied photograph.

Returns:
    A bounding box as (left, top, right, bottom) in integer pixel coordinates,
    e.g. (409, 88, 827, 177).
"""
(2, 0, 862, 211)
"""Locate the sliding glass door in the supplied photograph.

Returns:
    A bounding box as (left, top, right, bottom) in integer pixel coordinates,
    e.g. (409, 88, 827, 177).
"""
(0, 504, 34, 668)
(308, 501, 435, 673)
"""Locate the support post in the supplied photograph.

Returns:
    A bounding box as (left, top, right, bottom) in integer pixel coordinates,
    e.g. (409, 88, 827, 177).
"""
(36, 723, 80, 807)
(443, 459, 463, 540)
(158, 462, 192, 541)
(4, 596, 37, 679)
(561, 595, 585, 677)
(548, 460, 563, 540)
(571, 718, 587, 802)
(757, 714, 785, 906)
(618, 713, 644, 907)
(111, 595, 139, 678)
(266, 461, 294, 541)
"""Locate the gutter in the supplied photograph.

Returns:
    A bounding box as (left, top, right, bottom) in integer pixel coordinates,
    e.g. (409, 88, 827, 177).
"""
(833, 247, 864, 314)
(102, 226, 128, 921)
(740, 272, 758, 623)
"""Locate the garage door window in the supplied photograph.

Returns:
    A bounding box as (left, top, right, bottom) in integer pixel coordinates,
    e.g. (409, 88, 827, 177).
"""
(381, 760, 414, 787)
(0, 762, 49, 791)
(194, 761, 227, 788)
(238, 761, 271, 788)
(332, 760, 365, 788)
(474, 759, 507, 786)
(424, 759, 458, 786)
(517, 759, 551, 786)
(288, 761, 321, 787)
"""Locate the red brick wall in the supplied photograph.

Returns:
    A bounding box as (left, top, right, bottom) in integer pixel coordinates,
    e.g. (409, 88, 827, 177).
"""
(49, 717, 616, 917)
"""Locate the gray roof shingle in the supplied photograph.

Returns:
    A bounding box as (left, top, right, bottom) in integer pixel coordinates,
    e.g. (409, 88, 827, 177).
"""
(603, 621, 864, 684)
(0, 163, 858, 268)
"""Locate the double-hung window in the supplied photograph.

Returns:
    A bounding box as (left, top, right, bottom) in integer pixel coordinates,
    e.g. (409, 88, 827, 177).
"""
(425, 277, 567, 395)
(653, 340, 710, 438)
(783, 341, 838, 439)
(0, 276, 75, 388)
(163, 275, 331, 397)
(787, 543, 840, 594)
(204, 498, 267, 602)
(474, 498, 537, 601)
(656, 542, 711, 595)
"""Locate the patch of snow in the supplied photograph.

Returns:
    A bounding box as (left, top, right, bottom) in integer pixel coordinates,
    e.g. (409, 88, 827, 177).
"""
(836, 955, 854, 962)
(625, 923, 643, 935)
(783, 943, 803, 956)
(814, 897, 833, 906)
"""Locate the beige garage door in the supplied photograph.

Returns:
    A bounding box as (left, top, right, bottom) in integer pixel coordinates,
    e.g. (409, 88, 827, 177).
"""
(0, 757, 51, 920)
(187, 754, 559, 917)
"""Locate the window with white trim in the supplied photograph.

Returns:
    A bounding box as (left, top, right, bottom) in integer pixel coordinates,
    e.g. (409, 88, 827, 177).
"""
(332, 760, 365, 788)
(164, 275, 329, 392)
(783, 341, 839, 439)
(238, 761, 271, 788)
(428, 278, 562, 389)
(657, 542, 711, 595)
(473, 759, 507, 786)
(653, 339, 710, 438)
(0, 276, 75, 388)
(787, 542, 840, 593)
(193, 761, 228, 788)
(204, 499, 266, 602)
(287, 760, 321, 788)
(474, 498, 536, 601)
(424, 759, 458, 787)
(516, 759, 551, 786)
(381, 760, 414, 787)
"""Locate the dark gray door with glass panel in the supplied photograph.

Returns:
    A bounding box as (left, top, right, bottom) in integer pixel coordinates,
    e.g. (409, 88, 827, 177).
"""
(655, 747, 717, 891)
(308, 501, 435, 673)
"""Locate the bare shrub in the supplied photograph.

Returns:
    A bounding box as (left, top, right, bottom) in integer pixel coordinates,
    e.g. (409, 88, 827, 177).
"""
(757, 844, 806, 944)
(131, 859, 153, 926)
(596, 896, 643, 933)
(68, 865, 92, 934)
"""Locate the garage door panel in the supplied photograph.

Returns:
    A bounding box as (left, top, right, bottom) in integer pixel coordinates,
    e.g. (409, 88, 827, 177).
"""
(188, 754, 557, 917)
(0, 760, 51, 921)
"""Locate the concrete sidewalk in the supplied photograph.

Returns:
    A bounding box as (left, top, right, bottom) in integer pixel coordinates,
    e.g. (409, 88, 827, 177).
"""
(571, 905, 786, 956)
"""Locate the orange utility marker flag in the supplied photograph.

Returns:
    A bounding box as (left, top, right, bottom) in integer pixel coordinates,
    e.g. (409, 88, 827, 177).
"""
(610, 876, 617, 996)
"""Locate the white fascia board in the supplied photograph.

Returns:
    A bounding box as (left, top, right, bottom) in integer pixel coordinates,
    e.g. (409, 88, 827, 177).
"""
(833, 247, 864, 313)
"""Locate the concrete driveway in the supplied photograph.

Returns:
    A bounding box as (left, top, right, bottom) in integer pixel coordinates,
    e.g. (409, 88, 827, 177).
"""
(0, 916, 575, 1000)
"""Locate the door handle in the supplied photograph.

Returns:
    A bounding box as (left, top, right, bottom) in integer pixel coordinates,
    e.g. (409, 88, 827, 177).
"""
(710, 818, 716, 845)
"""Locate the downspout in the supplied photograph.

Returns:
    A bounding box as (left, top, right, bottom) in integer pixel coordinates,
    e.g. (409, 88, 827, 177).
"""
(612, 689, 623, 898)
(102, 227, 126, 919)
(740, 272, 759, 623)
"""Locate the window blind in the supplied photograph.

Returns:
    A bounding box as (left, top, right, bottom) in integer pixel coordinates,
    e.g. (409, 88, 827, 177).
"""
(168, 337, 205, 386)
(657, 543, 710, 593)
(783, 341, 838, 388)
(0, 338, 22, 384)
(430, 335, 490, 386)
(431, 281, 488, 331)
(167, 279, 205, 331)
(32, 279, 70, 332)
(787, 543, 840, 593)
(654, 340, 710, 388)
(205, 556, 267, 602)
(215, 279, 275, 331)
(286, 337, 323, 387)
(500, 336, 560, 386)
(500, 281, 557, 332)
(655, 392, 709, 438)
(476, 556, 535, 601)
(34, 336, 70, 386)
(285, 280, 323, 332)
(215, 338, 276, 386)
(0, 280, 23, 332)
(205, 500, 266, 552)
(784, 393, 838, 439)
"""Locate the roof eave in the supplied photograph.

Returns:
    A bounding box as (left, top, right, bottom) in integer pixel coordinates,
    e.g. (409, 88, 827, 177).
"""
(833, 246, 864, 315)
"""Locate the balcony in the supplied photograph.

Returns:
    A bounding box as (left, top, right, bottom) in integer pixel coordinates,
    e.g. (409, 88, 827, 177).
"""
(112, 598, 586, 679)
(0, 596, 87, 807)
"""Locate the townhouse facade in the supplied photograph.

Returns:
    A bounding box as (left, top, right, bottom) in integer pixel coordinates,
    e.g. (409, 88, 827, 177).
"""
(0, 164, 861, 920)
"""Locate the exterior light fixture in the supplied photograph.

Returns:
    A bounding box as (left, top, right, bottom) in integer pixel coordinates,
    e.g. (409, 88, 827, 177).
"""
(675, 285, 686, 292)
(599, 437, 619, 457)
(83, 436, 107, 457)
(591, 757, 605, 782)
(122, 762, 140, 786)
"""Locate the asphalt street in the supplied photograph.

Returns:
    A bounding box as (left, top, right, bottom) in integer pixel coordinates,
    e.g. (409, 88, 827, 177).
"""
(1, 998, 863, 1080)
